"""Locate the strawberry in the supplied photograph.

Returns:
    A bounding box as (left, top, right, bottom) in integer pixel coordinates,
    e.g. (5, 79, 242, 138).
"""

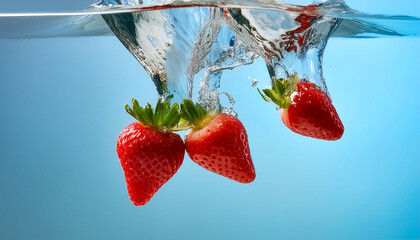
(259, 74, 344, 140)
(116, 97, 185, 206)
(180, 99, 256, 183)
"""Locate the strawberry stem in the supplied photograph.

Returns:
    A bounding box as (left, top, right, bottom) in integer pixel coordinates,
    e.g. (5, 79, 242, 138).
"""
(125, 96, 182, 132)
(258, 73, 299, 109)
(180, 99, 216, 129)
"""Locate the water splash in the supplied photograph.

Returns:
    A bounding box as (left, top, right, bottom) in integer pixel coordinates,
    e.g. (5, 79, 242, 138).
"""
(100, 0, 345, 111)
(103, 7, 222, 96)
(1, 0, 418, 39)
(1, 0, 419, 113)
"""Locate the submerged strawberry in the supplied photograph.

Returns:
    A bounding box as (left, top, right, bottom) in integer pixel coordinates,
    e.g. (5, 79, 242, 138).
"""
(259, 74, 344, 140)
(116, 97, 184, 206)
(180, 99, 256, 183)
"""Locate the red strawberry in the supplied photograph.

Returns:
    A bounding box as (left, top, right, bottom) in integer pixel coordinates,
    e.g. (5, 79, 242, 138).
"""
(180, 99, 256, 183)
(259, 74, 344, 140)
(116, 98, 185, 206)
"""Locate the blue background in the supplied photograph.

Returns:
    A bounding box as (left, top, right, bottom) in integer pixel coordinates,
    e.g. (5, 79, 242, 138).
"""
(1, 1, 419, 240)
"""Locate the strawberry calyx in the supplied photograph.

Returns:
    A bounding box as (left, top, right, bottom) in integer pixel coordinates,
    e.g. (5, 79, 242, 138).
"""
(258, 73, 300, 109)
(180, 99, 217, 130)
(125, 95, 181, 132)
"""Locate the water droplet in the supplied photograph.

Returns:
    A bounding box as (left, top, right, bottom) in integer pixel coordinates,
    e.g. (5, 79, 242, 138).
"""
(251, 79, 259, 87)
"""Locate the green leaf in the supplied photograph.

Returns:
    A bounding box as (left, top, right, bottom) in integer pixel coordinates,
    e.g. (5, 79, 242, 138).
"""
(256, 74, 300, 110)
(130, 99, 144, 124)
(180, 101, 189, 120)
(144, 103, 154, 126)
(124, 96, 184, 131)
(182, 99, 199, 123)
(285, 74, 299, 94)
(154, 99, 167, 128)
(163, 103, 181, 128)
(262, 89, 277, 101)
(125, 104, 136, 119)
(274, 79, 285, 96)
(265, 89, 285, 107)
(179, 98, 210, 126)
(195, 102, 208, 120)
(257, 88, 272, 102)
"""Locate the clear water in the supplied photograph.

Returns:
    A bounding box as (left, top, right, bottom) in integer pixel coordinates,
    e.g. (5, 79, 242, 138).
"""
(0, 0, 419, 239)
